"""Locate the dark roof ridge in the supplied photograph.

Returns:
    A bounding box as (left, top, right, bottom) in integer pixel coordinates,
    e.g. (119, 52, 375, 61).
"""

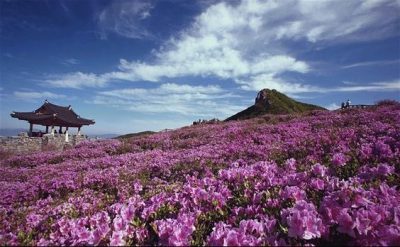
(11, 100, 95, 127)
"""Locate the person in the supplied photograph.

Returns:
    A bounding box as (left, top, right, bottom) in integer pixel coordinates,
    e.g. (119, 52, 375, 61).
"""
(341, 102, 345, 109)
(346, 99, 351, 108)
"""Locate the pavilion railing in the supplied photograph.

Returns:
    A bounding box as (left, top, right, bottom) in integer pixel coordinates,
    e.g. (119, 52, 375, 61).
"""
(341, 104, 375, 109)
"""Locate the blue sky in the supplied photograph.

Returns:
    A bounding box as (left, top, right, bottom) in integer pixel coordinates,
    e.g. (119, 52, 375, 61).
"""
(1, 0, 399, 135)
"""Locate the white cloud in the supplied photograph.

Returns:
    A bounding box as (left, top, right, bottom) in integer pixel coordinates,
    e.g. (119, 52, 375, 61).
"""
(236, 73, 320, 94)
(341, 81, 359, 85)
(13, 91, 66, 100)
(62, 58, 79, 65)
(109, 0, 399, 88)
(111, 1, 313, 84)
(92, 83, 243, 118)
(43, 72, 108, 89)
(333, 80, 400, 92)
(116, 54, 309, 83)
(250, 55, 310, 75)
(275, 0, 399, 43)
(42, 0, 400, 94)
(237, 77, 400, 94)
(97, 0, 153, 39)
(325, 103, 340, 110)
(342, 59, 400, 69)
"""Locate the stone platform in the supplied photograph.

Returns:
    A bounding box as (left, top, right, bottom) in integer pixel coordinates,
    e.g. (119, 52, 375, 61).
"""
(0, 134, 87, 155)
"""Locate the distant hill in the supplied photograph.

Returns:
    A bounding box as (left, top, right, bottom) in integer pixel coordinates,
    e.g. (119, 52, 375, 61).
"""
(88, 134, 119, 139)
(226, 89, 326, 121)
(0, 128, 39, 137)
(0, 129, 119, 139)
(115, 131, 156, 140)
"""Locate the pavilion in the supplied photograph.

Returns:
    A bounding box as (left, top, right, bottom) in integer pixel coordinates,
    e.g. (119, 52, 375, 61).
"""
(10, 100, 95, 141)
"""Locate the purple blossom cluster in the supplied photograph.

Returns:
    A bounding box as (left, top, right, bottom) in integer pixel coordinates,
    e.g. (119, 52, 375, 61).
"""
(0, 104, 399, 246)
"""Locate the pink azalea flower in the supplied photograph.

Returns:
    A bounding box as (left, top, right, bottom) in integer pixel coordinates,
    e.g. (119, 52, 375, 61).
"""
(337, 209, 355, 238)
(285, 158, 297, 171)
(121, 204, 136, 222)
(110, 231, 126, 246)
(223, 231, 240, 246)
(26, 213, 43, 228)
(113, 215, 126, 232)
(283, 200, 324, 240)
(332, 153, 347, 167)
(310, 178, 325, 190)
(77, 228, 92, 243)
(133, 181, 143, 192)
(312, 163, 327, 177)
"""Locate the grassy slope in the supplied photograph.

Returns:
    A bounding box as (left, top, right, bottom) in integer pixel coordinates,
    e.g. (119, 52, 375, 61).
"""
(226, 89, 326, 121)
(115, 131, 156, 140)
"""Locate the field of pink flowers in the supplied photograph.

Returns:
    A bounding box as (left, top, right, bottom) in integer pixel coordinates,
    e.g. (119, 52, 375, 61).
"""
(1, 103, 399, 246)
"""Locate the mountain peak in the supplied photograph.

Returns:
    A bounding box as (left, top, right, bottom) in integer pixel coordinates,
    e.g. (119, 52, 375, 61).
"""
(226, 89, 325, 121)
(254, 88, 277, 106)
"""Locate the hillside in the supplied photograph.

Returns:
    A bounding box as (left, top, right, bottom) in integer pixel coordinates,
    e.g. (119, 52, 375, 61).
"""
(0, 103, 399, 246)
(226, 89, 326, 121)
(115, 131, 156, 140)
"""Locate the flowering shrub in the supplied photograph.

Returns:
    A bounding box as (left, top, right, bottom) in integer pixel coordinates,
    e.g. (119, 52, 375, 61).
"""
(0, 104, 399, 246)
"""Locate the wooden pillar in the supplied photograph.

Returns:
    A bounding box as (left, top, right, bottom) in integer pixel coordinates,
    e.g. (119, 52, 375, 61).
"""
(59, 126, 62, 134)
(46, 126, 49, 133)
(29, 123, 33, 137)
(77, 126, 81, 136)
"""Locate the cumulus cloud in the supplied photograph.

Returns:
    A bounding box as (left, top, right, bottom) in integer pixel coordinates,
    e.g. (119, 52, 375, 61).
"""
(13, 91, 66, 100)
(114, 0, 398, 85)
(236, 73, 320, 93)
(43, 0, 400, 93)
(42, 72, 108, 89)
(97, 0, 153, 39)
(116, 54, 309, 83)
(92, 83, 243, 118)
(110, 1, 313, 84)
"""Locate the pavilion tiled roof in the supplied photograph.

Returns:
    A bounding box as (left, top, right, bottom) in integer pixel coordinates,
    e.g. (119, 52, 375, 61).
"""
(11, 100, 95, 127)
